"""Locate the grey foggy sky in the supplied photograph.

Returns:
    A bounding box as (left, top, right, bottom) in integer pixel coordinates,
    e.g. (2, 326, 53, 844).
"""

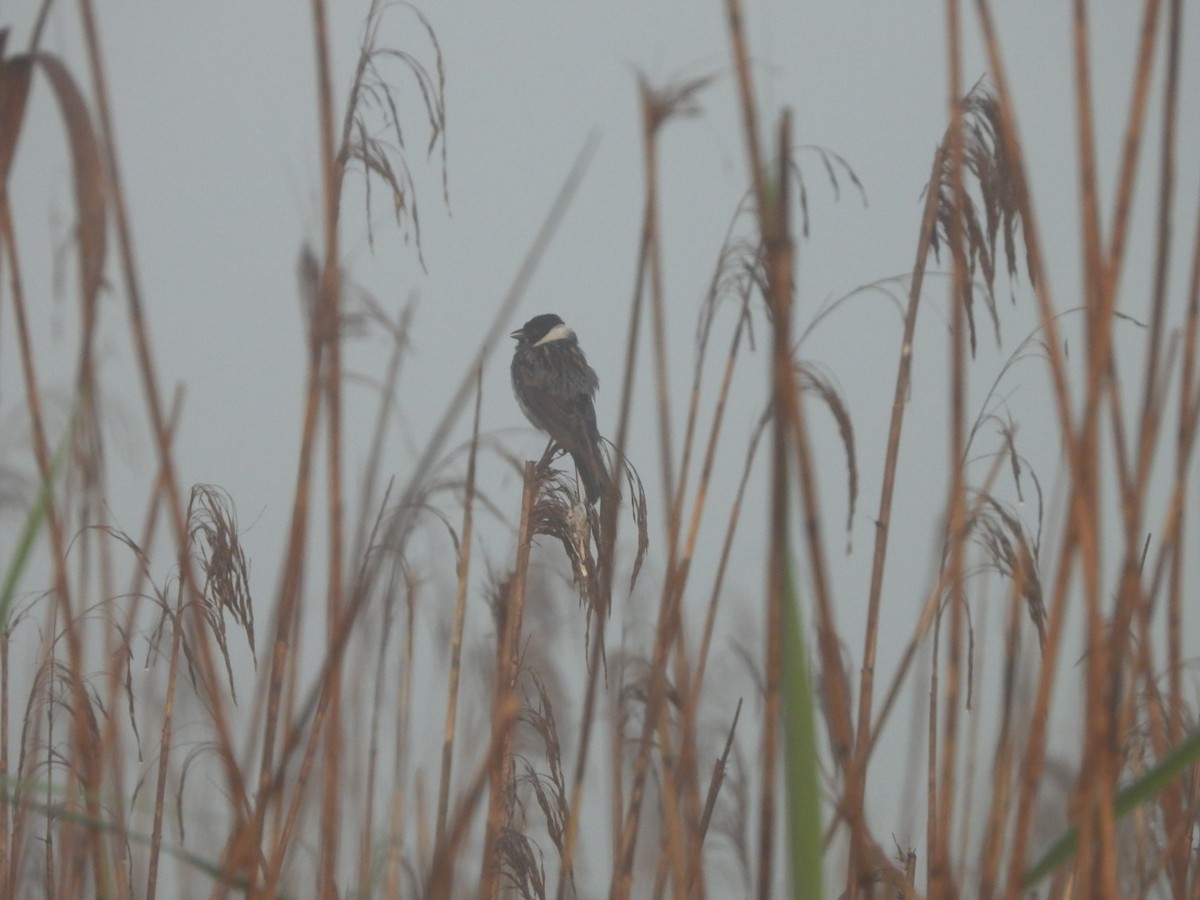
(5, 0, 1200, 891)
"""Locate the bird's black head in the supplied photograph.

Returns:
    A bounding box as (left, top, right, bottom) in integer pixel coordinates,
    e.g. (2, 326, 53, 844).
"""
(512, 313, 565, 345)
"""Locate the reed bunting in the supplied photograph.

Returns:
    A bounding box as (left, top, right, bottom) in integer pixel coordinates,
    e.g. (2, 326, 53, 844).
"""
(510, 314, 610, 503)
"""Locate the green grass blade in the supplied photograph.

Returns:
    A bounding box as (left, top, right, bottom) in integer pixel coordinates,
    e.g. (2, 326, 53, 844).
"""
(0, 419, 74, 629)
(0, 778, 261, 896)
(1023, 726, 1200, 887)
(781, 551, 823, 900)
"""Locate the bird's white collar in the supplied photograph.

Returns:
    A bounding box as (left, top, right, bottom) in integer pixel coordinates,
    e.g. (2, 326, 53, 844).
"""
(534, 323, 574, 346)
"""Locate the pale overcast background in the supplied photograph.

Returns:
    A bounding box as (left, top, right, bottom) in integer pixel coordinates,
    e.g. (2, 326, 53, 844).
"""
(4, 0, 1200, 894)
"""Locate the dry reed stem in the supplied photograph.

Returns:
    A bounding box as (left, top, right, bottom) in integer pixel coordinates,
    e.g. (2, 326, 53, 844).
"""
(1103, 0, 1163, 292)
(480, 461, 537, 899)
(597, 82, 715, 900)
(849, 140, 945, 896)
(354, 309, 414, 896)
(52, 41, 114, 851)
(1, 65, 96, 835)
(5, 2, 1195, 895)
(263, 489, 394, 891)
(308, 0, 347, 893)
(1, 192, 105, 891)
(558, 75, 663, 900)
(600, 102, 657, 900)
(975, 567, 1029, 898)
(145, 539, 188, 900)
(383, 132, 598, 552)
(609, 388, 710, 893)
(703, 699, 743, 842)
(779, 145, 859, 896)
(760, 111, 793, 900)
(0, 625, 6, 892)
(691, 403, 767, 702)
(1003, 529, 1080, 898)
(669, 146, 738, 585)
(930, 0, 970, 895)
(257, 137, 597, 896)
(971, 0, 1077, 459)
(264, 689, 334, 890)
(718, 5, 785, 897)
(639, 79, 678, 534)
(435, 365, 483, 845)
(255, 5, 441, 873)
(1068, 1, 1121, 893)
(351, 299, 415, 566)
(265, 106, 591, 897)
(671, 298, 752, 894)
(595, 114, 656, 635)
(1135, 62, 1183, 476)
(427, 692, 521, 900)
(357, 581, 391, 897)
(1127, 575, 1178, 890)
(965, 4, 1111, 893)
(97, 388, 184, 898)
(387, 574, 418, 899)
(70, 7, 254, 894)
(637, 75, 721, 900)
(927, 619, 941, 897)
(75, 0, 244, 806)
(650, 693, 691, 900)
(723, 3, 858, 895)
(863, 448, 1009, 766)
(1166, 164, 1200, 894)
(248, 235, 327, 890)
(555, 604, 608, 900)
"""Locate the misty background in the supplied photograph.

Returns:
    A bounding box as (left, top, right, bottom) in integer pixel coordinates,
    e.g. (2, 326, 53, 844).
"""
(3, 0, 1199, 893)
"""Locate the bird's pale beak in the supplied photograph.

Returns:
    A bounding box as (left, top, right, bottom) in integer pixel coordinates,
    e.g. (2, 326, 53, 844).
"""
(509, 329, 523, 340)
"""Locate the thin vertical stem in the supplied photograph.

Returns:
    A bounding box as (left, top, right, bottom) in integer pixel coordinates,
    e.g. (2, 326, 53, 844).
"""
(480, 461, 537, 898)
(309, 0, 347, 892)
(1, 193, 102, 892)
(640, 83, 678, 530)
(757, 111, 795, 900)
(436, 366, 483, 845)
(849, 143, 944, 893)
(1070, 1, 1119, 893)
(145, 554, 188, 900)
(73, 9, 251, 892)
(932, 1, 969, 895)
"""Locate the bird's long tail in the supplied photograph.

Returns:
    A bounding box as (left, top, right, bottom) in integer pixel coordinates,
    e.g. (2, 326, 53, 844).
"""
(572, 444, 611, 505)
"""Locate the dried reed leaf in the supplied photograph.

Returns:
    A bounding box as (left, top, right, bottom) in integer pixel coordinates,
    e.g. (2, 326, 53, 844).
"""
(697, 231, 764, 359)
(516, 673, 570, 866)
(639, 71, 715, 132)
(529, 459, 598, 609)
(787, 145, 868, 238)
(297, 242, 321, 332)
(965, 492, 1046, 644)
(929, 79, 1028, 356)
(0, 49, 32, 189)
(175, 743, 221, 844)
(612, 447, 650, 593)
(488, 572, 515, 639)
(524, 442, 648, 631)
(34, 54, 107, 332)
(339, 1, 448, 265)
(497, 826, 547, 900)
(711, 738, 753, 892)
(187, 484, 255, 701)
(698, 697, 742, 843)
(796, 361, 859, 540)
(297, 242, 373, 341)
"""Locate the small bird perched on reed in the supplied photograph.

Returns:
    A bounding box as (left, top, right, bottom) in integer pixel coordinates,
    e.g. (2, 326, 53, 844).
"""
(510, 313, 610, 503)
